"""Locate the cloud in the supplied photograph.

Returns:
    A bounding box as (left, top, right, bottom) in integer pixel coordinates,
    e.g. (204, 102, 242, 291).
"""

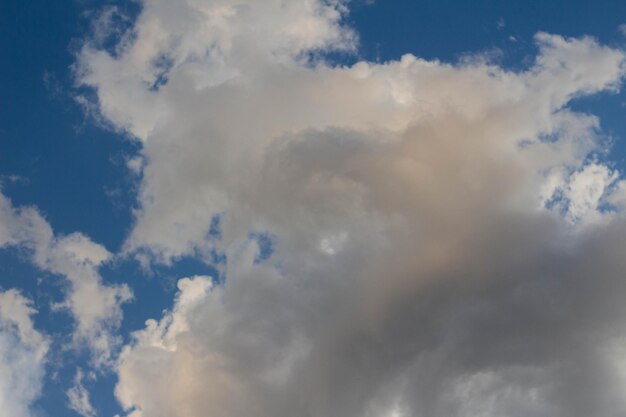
(0, 192, 132, 366)
(0, 289, 48, 417)
(559, 163, 618, 224)
(67, 369, 97, 417)
(75, 1, 626, 416)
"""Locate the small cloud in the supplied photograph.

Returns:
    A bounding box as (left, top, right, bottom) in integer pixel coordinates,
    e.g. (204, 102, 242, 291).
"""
(42, 71, 65, 99)
(497, 17, 505, 29)
(619, 23, 626, 36)
(126, 155, 144, 175)
(0, 174, 28, 186)
(67, 369, 96, 417)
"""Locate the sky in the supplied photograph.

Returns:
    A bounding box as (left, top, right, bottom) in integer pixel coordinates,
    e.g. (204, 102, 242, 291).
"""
(3, 1, 626, 416)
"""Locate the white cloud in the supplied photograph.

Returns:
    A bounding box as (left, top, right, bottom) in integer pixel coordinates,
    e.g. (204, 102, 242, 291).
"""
(67, 369, 97, 417)
(75, 1, 626, 416)
(564, 163, 618, 223)
(0, 290, 48, 417)
(539, 162, 620, 225)
(0, 192, 132, 366)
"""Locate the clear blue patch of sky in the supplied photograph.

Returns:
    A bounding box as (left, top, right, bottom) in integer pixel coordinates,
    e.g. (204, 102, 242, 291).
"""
(349, 0, 626, 64)
(0, 0, 141, 253)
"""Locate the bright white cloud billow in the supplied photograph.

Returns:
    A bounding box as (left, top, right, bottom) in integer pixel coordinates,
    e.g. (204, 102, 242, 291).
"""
(0, 289, 48, 417)
(76, 1, 626, 416)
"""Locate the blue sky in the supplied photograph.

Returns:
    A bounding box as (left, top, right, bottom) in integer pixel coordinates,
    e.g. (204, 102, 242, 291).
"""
(3, 1, 626, 417)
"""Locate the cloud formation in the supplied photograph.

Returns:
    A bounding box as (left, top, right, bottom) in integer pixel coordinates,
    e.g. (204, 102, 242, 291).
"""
(67, 369, 97, 417)
(0, 289, 48, 417)
(0, 192, 132, 365)
(76, 1, 626, 416)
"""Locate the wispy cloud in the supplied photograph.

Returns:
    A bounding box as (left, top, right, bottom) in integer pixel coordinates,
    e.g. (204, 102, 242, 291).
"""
(0, 289, 48, 417)
(0, 192, 132, 367)
(67, 369, 97, 417)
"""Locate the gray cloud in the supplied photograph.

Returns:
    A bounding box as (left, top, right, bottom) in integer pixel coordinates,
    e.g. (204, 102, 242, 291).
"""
(75, 1, 626, 416)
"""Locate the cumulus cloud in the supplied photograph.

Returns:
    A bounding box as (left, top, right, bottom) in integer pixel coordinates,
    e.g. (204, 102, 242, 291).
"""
(76, 0, 626, 416)
(0, 192, 132, 365)
(0, 289, 48, 417)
